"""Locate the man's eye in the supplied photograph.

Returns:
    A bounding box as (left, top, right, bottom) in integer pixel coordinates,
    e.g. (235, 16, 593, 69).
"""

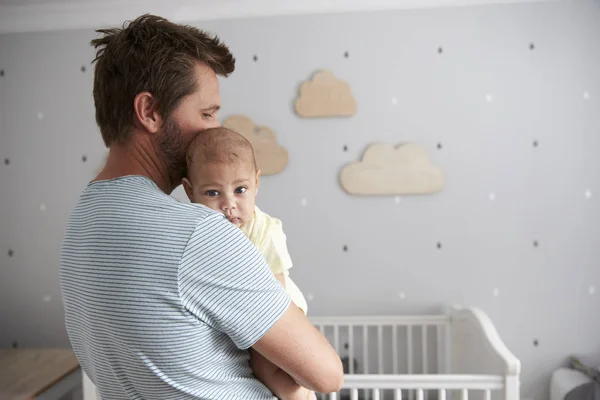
(205, 190, 219, 197)
(202, 113, 213, 119)
(235, 187, 247, 194)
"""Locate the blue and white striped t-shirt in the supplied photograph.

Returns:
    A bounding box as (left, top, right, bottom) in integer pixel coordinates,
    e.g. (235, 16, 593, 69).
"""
(59, 175, 291, 399)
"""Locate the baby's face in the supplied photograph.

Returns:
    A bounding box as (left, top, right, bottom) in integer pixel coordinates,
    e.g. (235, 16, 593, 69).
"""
(185, 161, 260, 227)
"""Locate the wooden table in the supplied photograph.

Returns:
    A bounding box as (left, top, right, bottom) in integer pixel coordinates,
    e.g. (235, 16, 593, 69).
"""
(0, 349, 81, 400)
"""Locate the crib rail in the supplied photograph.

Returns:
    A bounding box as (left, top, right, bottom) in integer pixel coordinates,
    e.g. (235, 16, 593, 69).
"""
(450, 307, 520, 376)
(309, 316, 449, 325)
(324, 374, 504, 400)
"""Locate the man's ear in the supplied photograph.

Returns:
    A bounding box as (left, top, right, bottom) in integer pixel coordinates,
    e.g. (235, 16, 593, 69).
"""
(132, 92, 162, 134)
(182, 177, 195, 202)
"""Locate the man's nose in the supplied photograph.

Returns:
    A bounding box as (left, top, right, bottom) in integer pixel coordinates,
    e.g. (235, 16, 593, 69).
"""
(208, 119, 221, 129)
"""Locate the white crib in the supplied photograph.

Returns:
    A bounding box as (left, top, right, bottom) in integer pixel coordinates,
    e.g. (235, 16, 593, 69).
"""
(311, 306, 521, 400)
(81, 306, 520, 400)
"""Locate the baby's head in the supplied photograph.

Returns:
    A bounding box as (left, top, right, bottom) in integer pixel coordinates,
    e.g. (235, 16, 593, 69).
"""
(183, 127, 260, 227)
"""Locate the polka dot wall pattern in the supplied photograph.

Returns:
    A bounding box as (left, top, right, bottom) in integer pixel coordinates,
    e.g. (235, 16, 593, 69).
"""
(1, 3, 599, 397)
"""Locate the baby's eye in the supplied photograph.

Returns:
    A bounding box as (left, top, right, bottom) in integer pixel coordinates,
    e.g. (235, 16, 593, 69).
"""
(235, 187, 247, 194)
(205, 190, 219, 197)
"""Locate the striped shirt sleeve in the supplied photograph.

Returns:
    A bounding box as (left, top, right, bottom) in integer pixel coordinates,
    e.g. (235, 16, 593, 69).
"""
(178, 213, 291, 350)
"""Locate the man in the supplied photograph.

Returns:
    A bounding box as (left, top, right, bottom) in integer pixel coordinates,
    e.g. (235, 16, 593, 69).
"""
(59, 14, 343, 399)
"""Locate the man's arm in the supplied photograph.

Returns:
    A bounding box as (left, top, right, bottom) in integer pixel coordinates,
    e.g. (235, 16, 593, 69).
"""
(249, 348, 314, 400)
(252, 302, 343, 394)
(248, 211, 342, 392)
(249, 272, 314, 400)
(179, 214, 343, 393)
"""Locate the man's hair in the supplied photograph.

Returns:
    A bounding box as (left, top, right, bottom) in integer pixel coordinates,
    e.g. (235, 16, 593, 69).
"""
(90, 14, 235, 146)
(186, 128, 257, 177)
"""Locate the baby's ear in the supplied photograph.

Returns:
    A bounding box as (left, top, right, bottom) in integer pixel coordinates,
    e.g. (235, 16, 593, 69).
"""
(255, 169, 261, 190)
(182, 177, 194, 202)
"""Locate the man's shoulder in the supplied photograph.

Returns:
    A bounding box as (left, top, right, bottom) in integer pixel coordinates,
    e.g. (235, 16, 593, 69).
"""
(133, 198, 227, 243)
(164, 199, 222, 225)
(84, 176, 218, 219)
(70, 176, 225, 244)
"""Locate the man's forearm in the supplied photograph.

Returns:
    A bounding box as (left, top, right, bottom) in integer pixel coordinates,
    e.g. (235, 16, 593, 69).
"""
(250, 349, 313, 400)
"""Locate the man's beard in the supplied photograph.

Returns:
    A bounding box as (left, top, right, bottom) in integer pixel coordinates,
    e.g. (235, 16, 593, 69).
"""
(157, 116, 189, 190)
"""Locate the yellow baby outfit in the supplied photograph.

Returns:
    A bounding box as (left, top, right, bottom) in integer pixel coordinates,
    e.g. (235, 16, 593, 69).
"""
(239, 206, 308, 314)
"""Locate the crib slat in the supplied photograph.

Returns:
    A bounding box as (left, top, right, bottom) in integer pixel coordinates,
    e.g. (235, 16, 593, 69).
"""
(377, 325, 383, 373)
(407, 326, 413, 400)
(439, 389, 447, 400)
(416, 389, 424, 400)
(461, 388, 469, 400)
(350, 388, 359, 400)
(363, 326, 369, 374)
(422, 325, 428, 373)
(407, 325, 413, 373)
(484, 389, 491, 400)
(392, 325, 398, 374)
(394, 389, 403, 400)
(372, 388, 381, 400)
(349, 325, 354, 374)
(334, 325, 339, 353)
(436, 325, 443, 373)
(328, 392, 338, 400)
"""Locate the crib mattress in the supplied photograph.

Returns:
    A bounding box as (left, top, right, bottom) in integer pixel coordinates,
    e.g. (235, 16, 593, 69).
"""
(551, 368, 592, 400)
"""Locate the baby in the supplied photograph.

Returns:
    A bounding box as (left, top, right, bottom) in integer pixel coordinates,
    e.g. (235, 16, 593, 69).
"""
(182, 127, 312, 400)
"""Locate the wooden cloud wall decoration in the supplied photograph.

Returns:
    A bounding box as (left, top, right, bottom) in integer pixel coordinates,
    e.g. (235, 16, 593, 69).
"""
(340, 143, 445, 195)
(222, 115, 289, 175)
(294, 70, 357, 118)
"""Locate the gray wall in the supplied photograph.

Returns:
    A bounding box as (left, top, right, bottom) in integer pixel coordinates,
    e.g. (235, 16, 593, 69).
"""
(1, 1, 599, 398)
